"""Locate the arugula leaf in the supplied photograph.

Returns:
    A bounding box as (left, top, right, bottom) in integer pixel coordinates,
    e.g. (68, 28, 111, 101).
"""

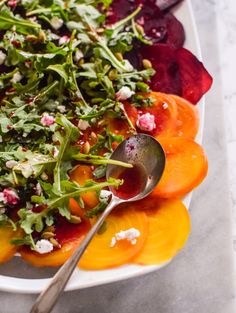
(53, 115, 80, 193)
(0, 9, 41, 34)
(11, 234, 36, 249)
(47, 64, 69, 83)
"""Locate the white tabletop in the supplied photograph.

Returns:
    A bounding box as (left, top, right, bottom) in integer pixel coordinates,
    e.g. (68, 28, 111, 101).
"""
(215, 0, 236, 264)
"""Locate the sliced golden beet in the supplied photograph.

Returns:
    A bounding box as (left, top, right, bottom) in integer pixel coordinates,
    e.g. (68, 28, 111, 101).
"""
(0, 225, 20, 264)
(20, 218, 90, 267)
(170, 95, 199, 139)
(70, 165, 99, 208)
(153, 137, 208, 198)
(136, 92, 178, 138)
(133, 198, 190, 265)
(79, 208, 148, 270)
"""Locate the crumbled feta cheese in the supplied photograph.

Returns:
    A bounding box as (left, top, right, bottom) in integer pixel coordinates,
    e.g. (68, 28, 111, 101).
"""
(53, 147, 59, 158)
(59, 35, 70, 45)
(11, 72, 22, 83)
(0, 51, 6, 65)
(46, 29, 60, 40)
(75, 49, 84, 62)
(116, 86, 135, 101)
(35, 239, 54, 254)
(110, 228, 140, 247)
(40, 113, 55, 126)
(162, 102, 168, 109)
(35, 183, 42, 196)
(28, 16, 37, 23)
(99, 190, 112, 201)
(78, 119, 90, 131)
(57, 105, 66, 113)
(0, 188, 19, 205)
(5, 160, 18, 169)
(51, 16, 64, 30)
(136, 113, 156, 132)
(123, 59, 134, 72)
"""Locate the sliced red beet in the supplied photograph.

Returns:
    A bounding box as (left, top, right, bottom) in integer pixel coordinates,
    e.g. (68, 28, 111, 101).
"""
(106, 0, 185, 48)
(141, 44, 213, 104)
(176, 48, 213, 104)
(141, 44, 182, 94)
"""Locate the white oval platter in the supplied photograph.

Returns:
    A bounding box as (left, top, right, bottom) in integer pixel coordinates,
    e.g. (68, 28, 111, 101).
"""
(0, 0, 205, 293)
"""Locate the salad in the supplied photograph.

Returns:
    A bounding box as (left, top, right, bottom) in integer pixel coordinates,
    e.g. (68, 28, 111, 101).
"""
(0, 0, 212, 269)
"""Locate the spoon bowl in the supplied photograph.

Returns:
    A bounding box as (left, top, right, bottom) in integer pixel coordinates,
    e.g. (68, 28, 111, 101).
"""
(107, 134, 166, 201)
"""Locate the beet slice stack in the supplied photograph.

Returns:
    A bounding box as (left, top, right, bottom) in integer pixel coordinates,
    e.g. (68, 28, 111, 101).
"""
(106, 0, 213, 104)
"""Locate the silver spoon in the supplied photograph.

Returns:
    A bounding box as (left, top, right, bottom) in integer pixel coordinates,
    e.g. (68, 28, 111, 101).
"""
(30, 134, 165, 313)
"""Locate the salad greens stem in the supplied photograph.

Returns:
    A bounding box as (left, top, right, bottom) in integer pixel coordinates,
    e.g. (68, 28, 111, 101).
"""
(0, 68, 19, 81)
(48, 178, 122, 211)
(72, 153, 133, 168)
(68, 30, 89, 107)
(26, 8, 52, 16)
(34, 81, 59, 102)
(111, 6, 141, 32)
(0, 13, 41, 29)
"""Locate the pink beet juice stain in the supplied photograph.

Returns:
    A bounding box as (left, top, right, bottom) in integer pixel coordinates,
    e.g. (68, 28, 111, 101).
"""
(112, 164, 147, 200)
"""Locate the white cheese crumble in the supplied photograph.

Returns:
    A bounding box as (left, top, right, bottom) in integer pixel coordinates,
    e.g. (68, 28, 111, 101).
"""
(53, 147, 59, 158)
(99, 190, 112, 201)
(35, 183, 42, 196)
(162, 102, 168, 109)
(0, 50, 6, 65)
(51, 16, 64, 30)
(35, 239, 54, 254)
(11, 72, 22, 83)
(110, 228, 140, 247)
(123, 59, 134, 72)
(59, 35, 70, 45)
(116, 86, 135, 101)
(5, 160, 18, 169)
(75, 49, 84, 62)
(136, 113, 156, 132)
(40, 113, 55, 126)
(78, 119, 90, 131)
(57, 105, 66, 113)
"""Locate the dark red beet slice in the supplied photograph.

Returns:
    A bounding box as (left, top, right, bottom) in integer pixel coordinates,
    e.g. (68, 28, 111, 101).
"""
(176, 48, 213, 104)
(106, 0, 185, 48)
(163, 12, 185, 48)
(141, 44, 182, 94)
(141, 44, 213, 104)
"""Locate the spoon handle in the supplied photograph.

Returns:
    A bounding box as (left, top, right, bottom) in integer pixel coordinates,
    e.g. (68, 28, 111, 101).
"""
(30, 196, 121, 313)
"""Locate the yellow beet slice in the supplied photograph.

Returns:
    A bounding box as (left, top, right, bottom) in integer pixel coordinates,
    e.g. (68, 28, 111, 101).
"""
(79, 208, 149, 270)
(133, 198, 190, 265)
(0, 225, 19, 264)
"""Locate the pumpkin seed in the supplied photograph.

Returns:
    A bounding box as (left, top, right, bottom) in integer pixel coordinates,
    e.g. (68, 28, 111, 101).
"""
(142, 59, 152, 69)
(70, 215, 82, 224)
